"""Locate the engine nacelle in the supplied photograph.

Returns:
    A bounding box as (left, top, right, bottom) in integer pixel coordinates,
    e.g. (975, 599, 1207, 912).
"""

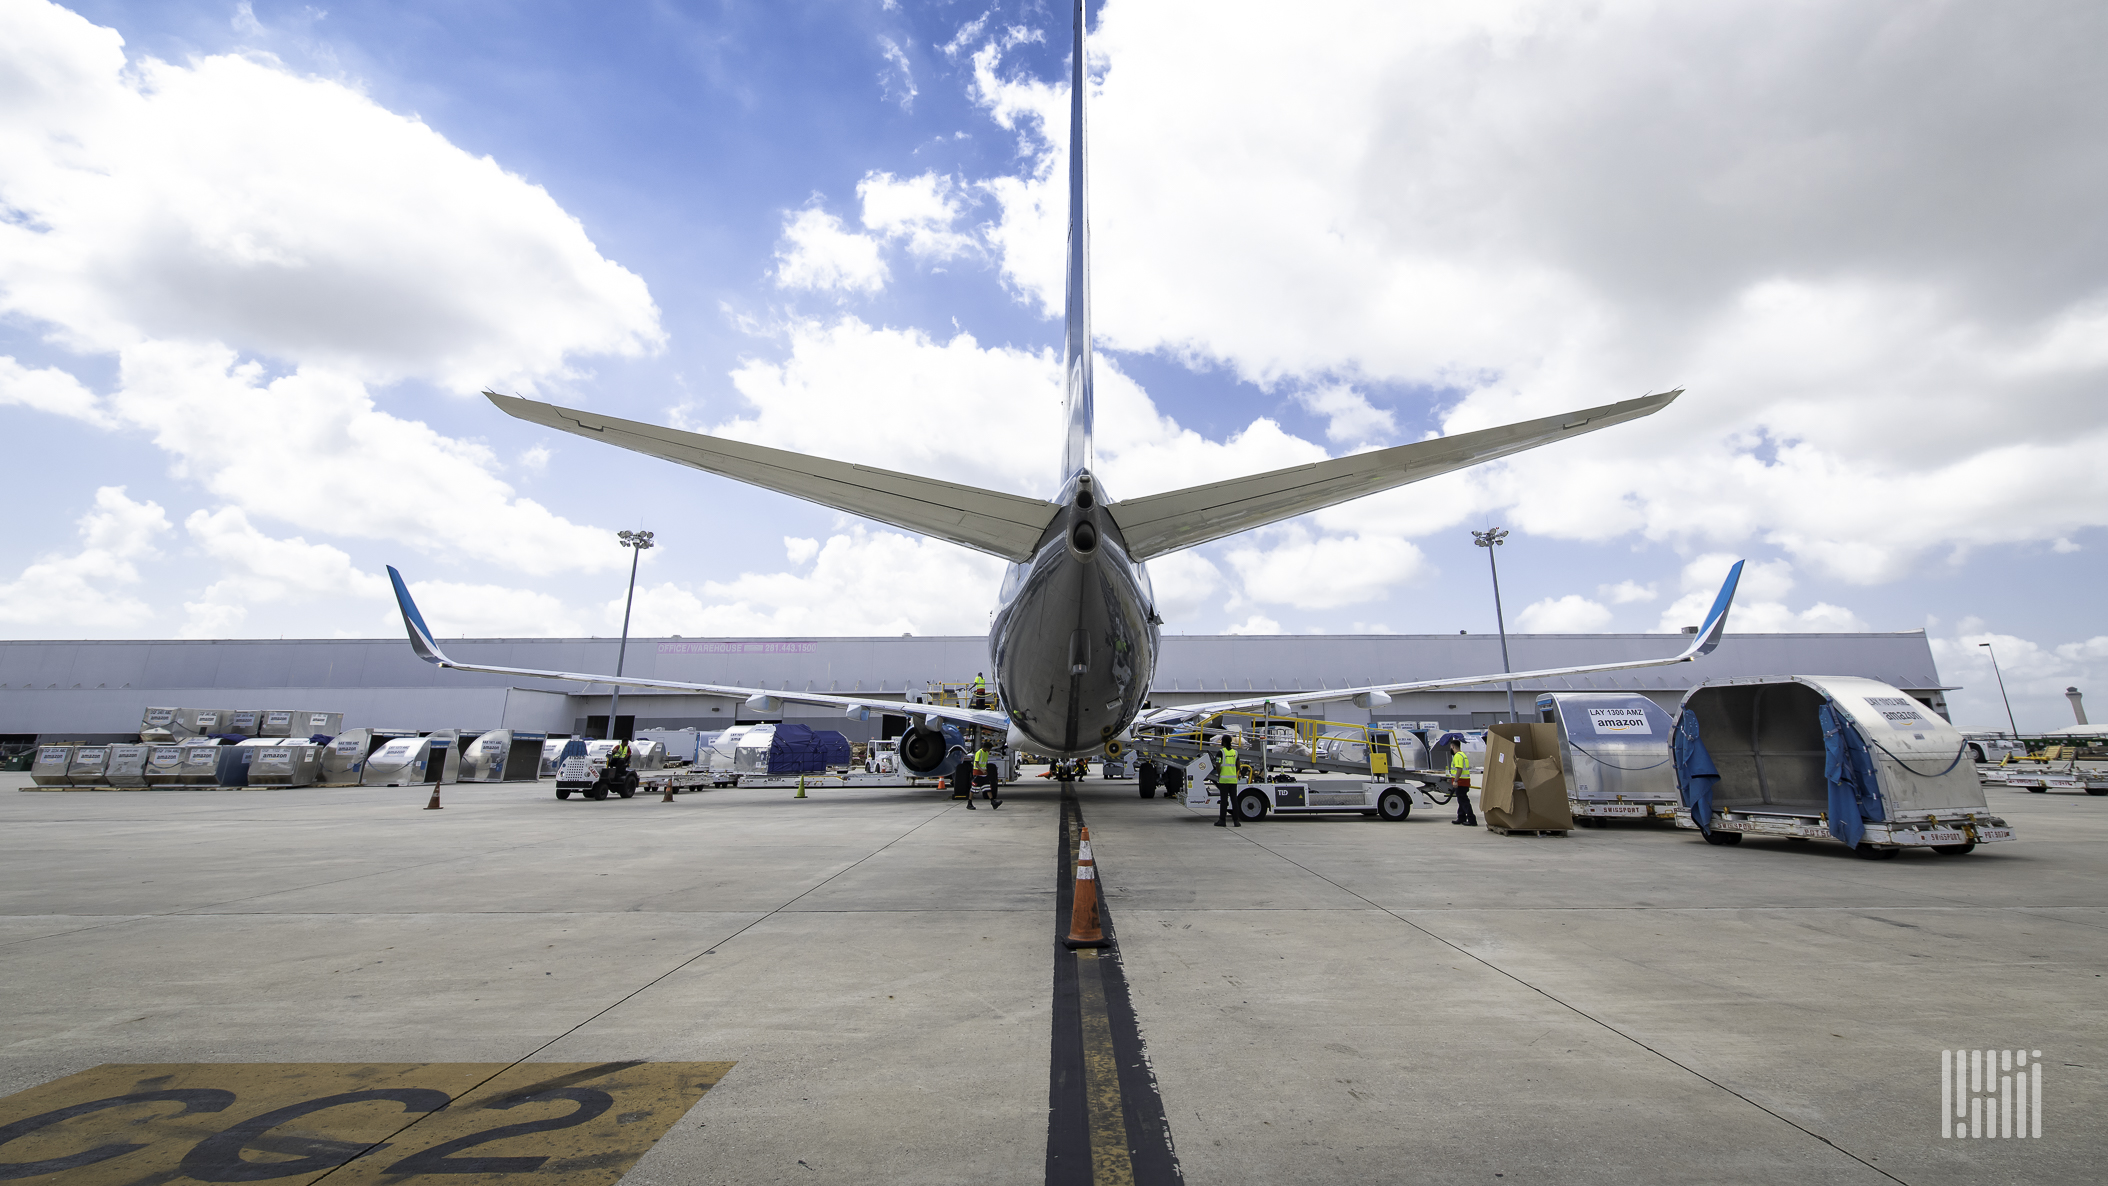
(898, 721, 965, 778)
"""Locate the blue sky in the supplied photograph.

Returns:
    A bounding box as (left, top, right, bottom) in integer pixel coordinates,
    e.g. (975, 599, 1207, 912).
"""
(2, 0, 2105, 732)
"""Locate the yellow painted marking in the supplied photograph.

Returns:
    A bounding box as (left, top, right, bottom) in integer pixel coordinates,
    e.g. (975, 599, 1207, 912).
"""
(1075, 951, 1135, 1186)
(0, 1062, 732, 1185)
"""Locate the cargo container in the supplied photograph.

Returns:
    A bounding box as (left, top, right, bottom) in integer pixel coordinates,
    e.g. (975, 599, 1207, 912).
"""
(244, 742, 323, 787)
(1673, 675, 2015, 857)
(142, 745, 189, 787)
(361, 736, 442, 787)
(104, 744, 153, 787)
(1537, 692, 1680, 824)
(458, 729, 546, 783)
(65, 745, 114, 786)
(319, 729, 415, 785)
(29, 745, 75, 787)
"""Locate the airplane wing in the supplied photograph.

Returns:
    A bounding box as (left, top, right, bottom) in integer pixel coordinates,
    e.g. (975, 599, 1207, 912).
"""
(388, 568, 1010, 732)
(485, 392, 1055, 563)
(1108, 391, 1679, 561)
(1136, 560, 1743, 726)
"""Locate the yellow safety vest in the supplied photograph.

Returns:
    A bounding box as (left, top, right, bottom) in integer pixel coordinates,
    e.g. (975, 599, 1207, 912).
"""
(1449, 748, 1470, 777)
(974, 747, 990, 772)
(1221, 746, 1239, 783)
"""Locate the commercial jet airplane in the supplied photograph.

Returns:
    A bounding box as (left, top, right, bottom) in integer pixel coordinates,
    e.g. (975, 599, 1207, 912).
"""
(389, 0, 1743, 778)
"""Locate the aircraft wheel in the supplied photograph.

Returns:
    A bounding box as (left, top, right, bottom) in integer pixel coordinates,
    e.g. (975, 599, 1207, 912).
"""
(1139, 787, 1155, 799)
(1235, 790, 1269, 821)
(1933, 842, 1976, 855)
(1854, 842, 1899, 860)
(1702, 829, 1743, 846)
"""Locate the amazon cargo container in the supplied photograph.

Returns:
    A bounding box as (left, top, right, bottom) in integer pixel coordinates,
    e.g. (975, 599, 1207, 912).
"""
(1538, 693, 1680, 824)
(1672, 676, 2014, 857)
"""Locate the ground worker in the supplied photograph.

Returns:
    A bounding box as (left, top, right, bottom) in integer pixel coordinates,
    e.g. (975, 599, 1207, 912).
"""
(1449, 740, 1477, 826)
(971, 673, 988, 709)
(974, 743, 1002, 808)
(1214, 736, 1242, 828)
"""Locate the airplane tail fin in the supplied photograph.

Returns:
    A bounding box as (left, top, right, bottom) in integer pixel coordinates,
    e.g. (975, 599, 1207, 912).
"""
(1059, 0, 1093, 484)
(1107, 390, 1681, 560)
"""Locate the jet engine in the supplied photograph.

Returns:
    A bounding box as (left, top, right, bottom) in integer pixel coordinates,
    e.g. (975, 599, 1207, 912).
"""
(898, 720, 966, 778)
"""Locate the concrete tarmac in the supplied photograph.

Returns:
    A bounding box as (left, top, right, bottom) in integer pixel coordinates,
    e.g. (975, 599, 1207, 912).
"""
(1, 770, 2101, 1184)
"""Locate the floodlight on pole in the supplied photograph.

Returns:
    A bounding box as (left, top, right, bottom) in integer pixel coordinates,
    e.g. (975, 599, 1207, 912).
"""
(1472, 527, 1516, 721)
(608, 529, 655, 739)
(1978, 641, 2018, 739)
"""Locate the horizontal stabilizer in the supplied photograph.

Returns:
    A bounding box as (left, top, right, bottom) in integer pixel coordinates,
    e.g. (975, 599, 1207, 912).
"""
(1108, 390, 1679, 561)
(486, 393, 1055, 562)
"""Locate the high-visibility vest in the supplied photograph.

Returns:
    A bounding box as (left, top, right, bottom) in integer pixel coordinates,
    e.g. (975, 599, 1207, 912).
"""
(974, 747, 990, 773)
(972, 676, 986, 693)
(1449, 748, 1470, 777)
(1220, 746, 1239, 783)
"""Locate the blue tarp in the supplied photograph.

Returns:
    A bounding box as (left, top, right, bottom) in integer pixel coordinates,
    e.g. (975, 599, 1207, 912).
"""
(1671, 713, 1720, 834)
(1819, 703, 1885, 848)
(761, 724, 853, 774)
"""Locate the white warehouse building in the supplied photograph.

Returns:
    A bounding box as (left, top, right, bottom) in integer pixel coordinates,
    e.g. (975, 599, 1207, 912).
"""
(0, 630, 1952, 744)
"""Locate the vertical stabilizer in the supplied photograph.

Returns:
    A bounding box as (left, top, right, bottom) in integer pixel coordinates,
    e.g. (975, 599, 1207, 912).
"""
(1059, 0, 1094, 483)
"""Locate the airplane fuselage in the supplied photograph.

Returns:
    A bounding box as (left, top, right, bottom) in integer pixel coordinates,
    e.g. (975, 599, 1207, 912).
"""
(989, 470, 1160, 756)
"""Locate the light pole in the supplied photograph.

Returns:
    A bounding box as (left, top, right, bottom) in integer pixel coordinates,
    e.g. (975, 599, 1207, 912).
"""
(1978, 641, 2019, 738)
(608, 529, 654, 739)
(1472, 527, 1516, 721)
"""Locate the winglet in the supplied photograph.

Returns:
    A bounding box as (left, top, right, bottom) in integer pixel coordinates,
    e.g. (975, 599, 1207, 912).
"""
(1683, 559, 1743, 659)
(387, 566, 452, 666)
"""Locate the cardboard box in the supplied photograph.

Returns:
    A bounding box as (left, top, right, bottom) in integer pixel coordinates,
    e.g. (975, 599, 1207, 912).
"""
(1482, 722, 1574, 831)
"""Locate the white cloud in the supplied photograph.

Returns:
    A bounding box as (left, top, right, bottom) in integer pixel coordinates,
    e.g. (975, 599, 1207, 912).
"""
(104, 341, 617, 575)
(961, 1, 2108, 584)
(1226, 614, 1281, 636)
(772, 207, 889, 294)
(0, 0, 661, 389)
(1599, 579, 1657, 604)
(784, 536, 820, 565)
(1224, 525, 1430, 610)
(1294, 383, 1396, 445)
(0, 356, 115, 427)
(877, 35, 917, 111)
(618, 525, 1004, 637)
(1143, 550, 1222, 622)
(404, 580, 585, 638)
(1654, 552, 1867, 633)
(859, 171, 978, 261)
(0, 487, 169, 628)
(0, 0, 655, 640)
(1516, 594, 1612, 633)
(180, 506, 389, 637)
(1933, 622, 2108, 733)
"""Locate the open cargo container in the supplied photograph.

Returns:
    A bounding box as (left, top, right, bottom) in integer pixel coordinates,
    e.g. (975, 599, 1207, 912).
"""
(1672, 675, 2015, 857)
(458, 729, 546, 783)
(1537, 693, 1680, 824)
(319, 729, 415, 786)
(361, 736, 445, 787)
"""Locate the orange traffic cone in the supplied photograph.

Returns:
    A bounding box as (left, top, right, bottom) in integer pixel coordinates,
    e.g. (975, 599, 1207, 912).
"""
(661, 780, 676, 803)
(424, 785, 442, 810)
(1063, 825, 1110, 949)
